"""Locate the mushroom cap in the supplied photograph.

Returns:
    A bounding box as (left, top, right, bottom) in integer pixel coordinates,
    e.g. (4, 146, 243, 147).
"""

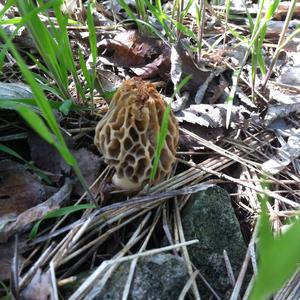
(94, 77, 179, 191)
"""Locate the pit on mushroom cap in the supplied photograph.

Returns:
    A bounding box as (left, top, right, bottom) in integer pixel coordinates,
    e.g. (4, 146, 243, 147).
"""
(94, 77, 179, 191)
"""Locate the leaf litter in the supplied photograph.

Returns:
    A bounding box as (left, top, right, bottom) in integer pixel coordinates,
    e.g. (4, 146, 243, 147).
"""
(0, 0, 300, 299)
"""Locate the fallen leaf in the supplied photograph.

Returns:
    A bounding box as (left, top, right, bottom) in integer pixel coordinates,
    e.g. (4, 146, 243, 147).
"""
(278, 65, 300, 87)
(264, 103, 300, 126)
(95, 69, 123, 94)
(0, 179, 72, 242)
(0, 82, 33, 99)
(0, 242, 13, 281)
(262, 130, 300, 174)
(0, 160, 47, 217)
(28, 132, 72, 182)
(20, 268, 51, 300)
(179, 123, 224, 150)
(73, 148, 102, 195)
(267, 80, 300, 107)
(130, 52, 171, 79)
(273, 2, 300, 20)
(176, 104, 247, 128)
(175, 41, 232, 101)
(97, 30, 171, 79)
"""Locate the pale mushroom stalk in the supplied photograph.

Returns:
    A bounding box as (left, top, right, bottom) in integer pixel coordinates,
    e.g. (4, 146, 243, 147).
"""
(94, 77, 179, 191)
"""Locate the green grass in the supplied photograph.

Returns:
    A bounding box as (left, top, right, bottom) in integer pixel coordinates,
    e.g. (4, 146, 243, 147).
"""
(0, 25, 94, 202)
(0, 144, 51, 183)
(224, 0, 281, 126)
(8, 0, 98, 103)
(150, 75, 191, 183)
(29, 203, 96, 239)
(251, 198, 300, 299)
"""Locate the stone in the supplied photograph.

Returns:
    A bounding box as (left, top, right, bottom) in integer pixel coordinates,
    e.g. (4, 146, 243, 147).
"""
(181, 186, 247, 298)
(96, 254, 189, 300)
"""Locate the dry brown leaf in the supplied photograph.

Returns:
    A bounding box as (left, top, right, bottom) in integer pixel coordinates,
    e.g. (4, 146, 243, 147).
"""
(0, 179, 72, 242)
(175, 41, 232, 100)
(0, 160, 47, 217)
(273, 1, 300, 20)
(98, 30, 170, 79)
(28, 132, 72, 182)
(73, 148, 102, 195)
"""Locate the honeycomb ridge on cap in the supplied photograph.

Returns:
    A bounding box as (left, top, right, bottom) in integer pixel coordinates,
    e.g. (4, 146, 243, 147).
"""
(94, 77, 179, 190)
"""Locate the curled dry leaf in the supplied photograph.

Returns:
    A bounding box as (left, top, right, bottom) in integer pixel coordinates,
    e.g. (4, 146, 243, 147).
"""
(262, 130, 300, 175)
(97, 30, 171, 79)
(176, 104, 247, 128)
(0, 179, 72, 242)
(175, 41, 211, 93)
(175, 41, 232, 102)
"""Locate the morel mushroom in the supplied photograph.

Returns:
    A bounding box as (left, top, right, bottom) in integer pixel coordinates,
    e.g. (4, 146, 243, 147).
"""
(94, 77, 179, 191)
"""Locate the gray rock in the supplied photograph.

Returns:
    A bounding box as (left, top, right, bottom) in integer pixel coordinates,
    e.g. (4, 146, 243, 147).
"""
(181, 186, 247, 299)
(97, 254, 189, 300)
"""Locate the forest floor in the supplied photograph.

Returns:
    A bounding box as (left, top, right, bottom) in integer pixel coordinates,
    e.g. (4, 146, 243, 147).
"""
(0, 0, 300, 299)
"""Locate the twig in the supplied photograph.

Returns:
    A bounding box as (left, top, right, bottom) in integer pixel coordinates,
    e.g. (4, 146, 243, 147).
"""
(175, 198, 201, 299)
(49, 262, 59, 300)
(224, 250, 236, 287)
(179, 271, 199, 300)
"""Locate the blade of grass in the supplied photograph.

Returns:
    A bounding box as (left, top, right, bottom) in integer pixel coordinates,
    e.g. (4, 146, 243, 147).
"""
(86, 2, 97, 105)
(16, 0, 71, 99)
(52, 3, 86, 101)
(143, 0, 175, 41)
(150, 75, 191, 182)
(29, 204, 96, 239)
(0, 0, 16, 19)
(0, 27, 95, 203)
(261, 0, 297, 90)
(0, 143, 51, 183)
(250, 197, 300, 300)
